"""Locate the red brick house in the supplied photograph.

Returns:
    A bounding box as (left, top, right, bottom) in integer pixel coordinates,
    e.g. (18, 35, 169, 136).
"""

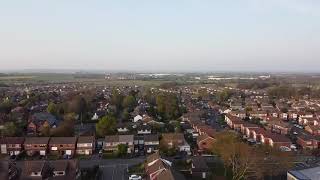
(24, 137, 50, 156)
(197, 134, 215, 153)
(0, 137, 25, 156)
(49, 137, 77, 157)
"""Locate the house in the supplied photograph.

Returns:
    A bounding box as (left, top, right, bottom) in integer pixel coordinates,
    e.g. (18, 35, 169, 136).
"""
(225, 114, 244, 130)
(0, 160, 19, 180)
(24, 137, 50, 156)
(229, 110, 246, 119)
(161, 133, 191, 154)
(27, 112, 60, 135)
(137, 124, 152, 135)
(266, 117, 291, 135)
(50, 160, 80, 179)
(305, 124, 320, 136)
(296, 132, 319, 150)
(20, 160, 80, 180)
(76, 136, 95, 155)
(133, 115, 143, 123)
(104, 135, 134, 153)
(91, 113, 99, 121)
(145, 152, 174, 180)
(248, 128, 292, 148)
(249, 111, 268, 120)
(0, 137, 25, 156)
(197, 134, 215, 154)
(144, 134, 159, 154)
(134, 135, 144, 154)
(49, 137, 77, 157)
(117, 124, 130, 133)
(191, 156, 210, 180)
(20, 161, 52, 179)
(287, 165, 320, 180)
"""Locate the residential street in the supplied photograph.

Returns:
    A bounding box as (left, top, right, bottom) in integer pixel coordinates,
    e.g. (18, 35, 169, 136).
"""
(80, 157, 146, 180)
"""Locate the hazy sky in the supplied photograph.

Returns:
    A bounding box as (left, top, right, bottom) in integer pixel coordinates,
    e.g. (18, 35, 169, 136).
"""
(0, 0, 319, 72)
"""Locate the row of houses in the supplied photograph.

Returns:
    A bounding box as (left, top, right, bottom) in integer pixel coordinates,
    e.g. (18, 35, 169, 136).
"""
(0, 159, 80, 180)
(0, 134, 161, 158)
(0, 136, 95, 157)
(103, 134, 159, 154)
(182, 112, 217, 154)
(228, 109, 317, 121)
(225, 114, 292, 149)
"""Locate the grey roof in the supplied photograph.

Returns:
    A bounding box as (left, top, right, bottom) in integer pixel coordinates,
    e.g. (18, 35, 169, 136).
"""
(25, 137, 50, 144)
(77, 136, 95, 144)
(288, 166, 320, 180)
(192, 156, 209, 170)
(144, 134, 159, 142)
(49, 137, 77, 145)
(105, 135, 134, 143)
(119, 135, 134, 142)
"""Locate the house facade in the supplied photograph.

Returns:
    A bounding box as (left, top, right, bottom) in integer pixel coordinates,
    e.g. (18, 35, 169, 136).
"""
(104, 135, 134, 153)
(0, 137, 25, 156)
(24, 137, 50, 156)
(76, 136, 95, 155)
(49, 137, 77, 157)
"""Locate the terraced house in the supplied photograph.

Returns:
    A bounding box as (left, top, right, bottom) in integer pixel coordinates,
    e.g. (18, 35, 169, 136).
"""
(104, 135, 134, 153)
(24, 137, 50, 156)
(49, 137, 77, 157)
(76, 136, 95, 155)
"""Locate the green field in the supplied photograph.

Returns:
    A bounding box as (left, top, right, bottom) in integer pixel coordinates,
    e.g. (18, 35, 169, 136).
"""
(0, 74, 169, 87)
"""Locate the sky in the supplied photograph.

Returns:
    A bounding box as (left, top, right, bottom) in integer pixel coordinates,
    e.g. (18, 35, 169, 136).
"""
(0, 0, 319, 72)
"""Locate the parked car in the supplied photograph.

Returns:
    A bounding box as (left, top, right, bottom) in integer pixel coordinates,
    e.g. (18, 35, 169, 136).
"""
(129, 174, 142, 180)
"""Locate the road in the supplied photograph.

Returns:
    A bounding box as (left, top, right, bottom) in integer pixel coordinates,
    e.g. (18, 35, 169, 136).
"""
(80, 158, 145, 180)
(100, 164, 128, 180)
(79, 157, 145, 169)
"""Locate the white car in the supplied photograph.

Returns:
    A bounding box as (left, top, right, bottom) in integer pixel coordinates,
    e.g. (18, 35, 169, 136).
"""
(279, 146, 291, 152)
(129, 175, 142, 180)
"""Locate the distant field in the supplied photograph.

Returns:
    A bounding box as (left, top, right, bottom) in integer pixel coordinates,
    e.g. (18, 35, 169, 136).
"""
(0, 74, 169, 87)
(0, 76, 36, 80)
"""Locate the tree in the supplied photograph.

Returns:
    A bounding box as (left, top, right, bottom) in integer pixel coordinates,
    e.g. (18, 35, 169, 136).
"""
(47, 102, 58, 115)
(117, 144, 128, 157)
(0, 100, 14, 114)
(39, 125, 50, 136)
(2, 122, 17, 136)
(216, 90, 233, 103)
(96, 115, 116, 137)
(50, 113, 76, 137)
(69, 96, 88, 122)
(111, 89, 124, 107)
(122, 95, 136, 111)
(211, 132, 294, 180)
(254, 146, 294, 179)
(211, 132, 258, 180)
(156, 93, 180, 121)
(121, 109, 130, 121)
